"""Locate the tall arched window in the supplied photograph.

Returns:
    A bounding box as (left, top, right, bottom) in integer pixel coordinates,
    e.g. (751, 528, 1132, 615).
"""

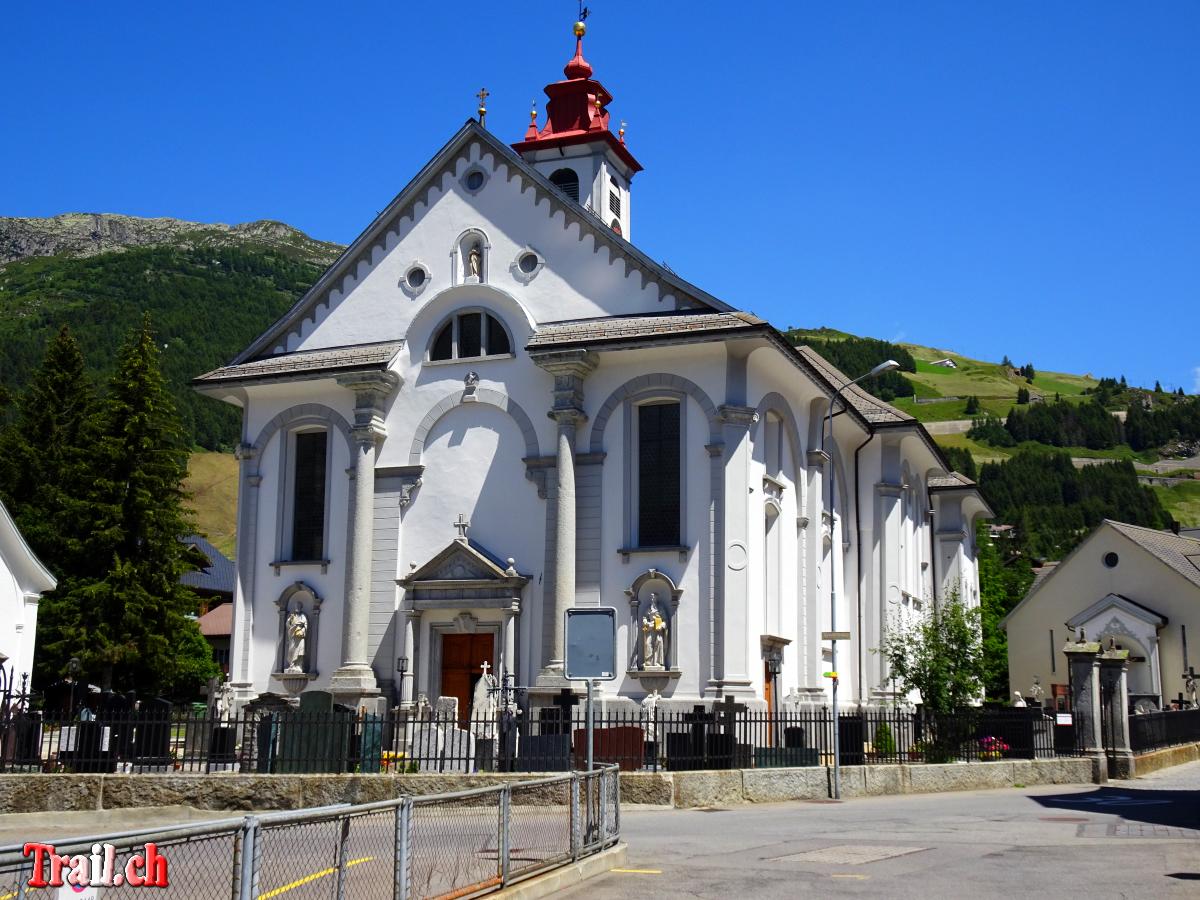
(549, 168, 580, 202)
(428, 310, 513, 362)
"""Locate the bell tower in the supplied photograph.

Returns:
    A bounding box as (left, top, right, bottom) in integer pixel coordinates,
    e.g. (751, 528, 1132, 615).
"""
(512, 19, 643, 239)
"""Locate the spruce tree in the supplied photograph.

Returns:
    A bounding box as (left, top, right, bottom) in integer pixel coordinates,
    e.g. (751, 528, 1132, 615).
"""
(38, 316, 216, 696)
(0, 326, 97, 575)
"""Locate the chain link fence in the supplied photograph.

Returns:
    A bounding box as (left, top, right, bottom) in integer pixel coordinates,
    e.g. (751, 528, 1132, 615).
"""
(0, 767, 620, 900)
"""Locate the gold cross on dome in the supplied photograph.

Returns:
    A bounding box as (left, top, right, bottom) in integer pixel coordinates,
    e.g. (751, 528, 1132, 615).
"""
(476, 87, 489, 126)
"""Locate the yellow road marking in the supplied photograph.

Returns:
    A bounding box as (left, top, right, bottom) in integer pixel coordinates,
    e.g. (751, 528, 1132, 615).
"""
(257, 856, 374, 899)
(611, 868, 662, 874)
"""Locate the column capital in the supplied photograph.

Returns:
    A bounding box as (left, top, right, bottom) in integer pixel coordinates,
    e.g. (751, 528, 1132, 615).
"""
(531, 349, 599, 379)
(548, 407, 588, 427)
(716, 404, 758, 429)
(234, 442, 260, 462)
(352, 420, 388, 447)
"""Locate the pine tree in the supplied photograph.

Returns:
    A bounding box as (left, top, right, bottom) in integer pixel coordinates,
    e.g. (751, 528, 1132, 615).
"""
(1001, 354, 1013, 368)
(36, 316, 217, 696)
(964, 395, 980, 415)
(0, 326, 97, 575)
(1016, 387, 1030, 405)
(1154, 380, 1163, 393)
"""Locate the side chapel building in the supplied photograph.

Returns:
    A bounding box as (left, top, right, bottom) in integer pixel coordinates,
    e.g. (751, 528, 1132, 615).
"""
(196, 23, 990, 716)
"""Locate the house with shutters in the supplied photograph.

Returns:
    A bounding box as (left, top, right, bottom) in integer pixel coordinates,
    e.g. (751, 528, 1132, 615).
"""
(194, 21, 990, 717)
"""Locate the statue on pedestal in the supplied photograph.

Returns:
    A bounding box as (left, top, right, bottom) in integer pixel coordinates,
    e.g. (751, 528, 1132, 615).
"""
(467, 244, 482, 279)
(641, 594, 667, 670)
(1028, 677, 1045, 707)
(640, 689, 661, 743)
(285, 604, 308, 673)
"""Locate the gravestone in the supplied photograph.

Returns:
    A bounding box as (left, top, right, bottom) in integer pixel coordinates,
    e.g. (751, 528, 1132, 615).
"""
(413, 724, 444, 773)
(519, 733, 572, 771)
(97, 691, 135, 764)
(838, 715, 865, 766)
(441, 724, 475, 773)
(358, 713, 383, 774)
(572, 726, 644, 771)
(277, 690, 353, 773)
(667, 706, 714, 770)
(244, 693, 290, 774)
(134, 697, 173, 770)
(435, 696, 459, 724)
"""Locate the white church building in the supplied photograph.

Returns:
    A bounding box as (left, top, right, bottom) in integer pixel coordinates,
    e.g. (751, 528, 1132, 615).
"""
(196, 23, 989, 716)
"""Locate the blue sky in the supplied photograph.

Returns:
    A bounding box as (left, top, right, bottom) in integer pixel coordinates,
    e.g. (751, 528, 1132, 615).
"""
(4, 2, 1198, 391)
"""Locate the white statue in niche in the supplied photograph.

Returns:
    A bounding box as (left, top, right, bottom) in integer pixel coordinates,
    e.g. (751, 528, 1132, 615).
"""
(641, 593, 667, 670)
(284, 604, 308, 673)
(467, 243, 482, 279)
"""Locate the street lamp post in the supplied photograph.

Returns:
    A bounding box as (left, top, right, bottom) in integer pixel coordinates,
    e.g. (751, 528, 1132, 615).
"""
(821, 359, 900, 800)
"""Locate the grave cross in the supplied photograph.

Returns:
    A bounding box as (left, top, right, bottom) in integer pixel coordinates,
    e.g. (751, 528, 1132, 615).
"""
(480, 660, 491, 678)
(714, 694, 748, 735)
(552, 688, 579, 726)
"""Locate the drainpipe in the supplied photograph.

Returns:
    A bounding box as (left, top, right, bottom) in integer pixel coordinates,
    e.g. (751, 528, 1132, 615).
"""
(852, 432, 874, 706)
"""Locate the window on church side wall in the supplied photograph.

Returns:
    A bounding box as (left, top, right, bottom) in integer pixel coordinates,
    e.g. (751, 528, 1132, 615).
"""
(608, 189, 621, 218)
(637, 402, 681, 546)
(549, 168, 580, 202)
(291, 430, 327, 560)
(429, 311, 513, 362)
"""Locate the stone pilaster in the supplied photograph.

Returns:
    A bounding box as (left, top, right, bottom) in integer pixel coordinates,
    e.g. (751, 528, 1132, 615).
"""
(532, 351, 597, 685)
(330, 371, 400, 709)
(1063, 640, 1105, 782)
(1098, 648, 1134, 778)
(714, 403, 758, 696)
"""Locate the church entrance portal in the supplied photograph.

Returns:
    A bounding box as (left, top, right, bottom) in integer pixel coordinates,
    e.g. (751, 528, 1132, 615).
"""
(440, 633, 494, 722)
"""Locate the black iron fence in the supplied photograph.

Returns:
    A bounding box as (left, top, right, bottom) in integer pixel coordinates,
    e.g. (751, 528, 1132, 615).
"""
(1129, 707, 1200, 753)
(0, 704, 1075, 775)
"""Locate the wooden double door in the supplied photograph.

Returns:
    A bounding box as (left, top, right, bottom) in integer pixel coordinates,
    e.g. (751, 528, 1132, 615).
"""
(440, 633, 494, 722)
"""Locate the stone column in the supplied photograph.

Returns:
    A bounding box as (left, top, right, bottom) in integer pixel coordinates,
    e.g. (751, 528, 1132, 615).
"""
(1098, 648, 1134, 778)
(399, 610, 419, 708)
(1063, 640, 1105, 782)
(331, 371, 400, 709)
(502, 600, 518, 681)
(872, 481, 903, 702)
(230, 442, 261, 700)
(532, 351, 597, 684)
(716, 404, 758, 696)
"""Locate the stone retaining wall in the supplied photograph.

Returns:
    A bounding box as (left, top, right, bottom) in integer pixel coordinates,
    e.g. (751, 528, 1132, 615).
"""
(1132, 742, 1200, 777)
(0, 759, 1093, 814)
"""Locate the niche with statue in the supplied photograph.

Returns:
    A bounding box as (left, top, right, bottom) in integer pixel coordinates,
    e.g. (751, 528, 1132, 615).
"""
(624, 569, 682, 682)
(272, 582, 322, 696)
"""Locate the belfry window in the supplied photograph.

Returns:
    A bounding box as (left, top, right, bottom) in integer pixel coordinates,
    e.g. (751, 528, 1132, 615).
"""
(290, 430, 328, 560)
(637, 402, 681, 546)
(549, 168, 580, 202)
(429, 311, 513, 362)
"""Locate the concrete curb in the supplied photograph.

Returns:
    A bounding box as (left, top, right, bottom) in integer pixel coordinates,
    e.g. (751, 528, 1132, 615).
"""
(493, 844, 626, 899)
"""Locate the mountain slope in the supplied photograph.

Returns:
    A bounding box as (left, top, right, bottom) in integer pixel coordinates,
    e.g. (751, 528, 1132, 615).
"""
(0, 214, 344, 449)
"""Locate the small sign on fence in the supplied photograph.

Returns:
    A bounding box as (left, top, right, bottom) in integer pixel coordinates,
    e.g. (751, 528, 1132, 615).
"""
(564, 607, 617, 681)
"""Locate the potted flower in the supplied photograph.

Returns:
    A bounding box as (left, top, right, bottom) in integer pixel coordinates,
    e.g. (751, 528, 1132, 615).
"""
(978, 736, 1009, 760)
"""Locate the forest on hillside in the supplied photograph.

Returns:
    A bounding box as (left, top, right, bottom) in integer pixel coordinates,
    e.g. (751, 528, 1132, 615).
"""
(784, 331, 917, 401)
(0, 245, 325, 449)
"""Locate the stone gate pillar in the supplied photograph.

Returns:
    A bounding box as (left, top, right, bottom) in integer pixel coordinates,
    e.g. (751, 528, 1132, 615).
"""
(1063, 640, 1104, 783)
(1098, 648, 1134, 778)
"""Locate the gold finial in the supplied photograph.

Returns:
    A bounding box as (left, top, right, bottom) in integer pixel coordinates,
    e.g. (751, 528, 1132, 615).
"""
(476, 87, 489, 126)
(619, 119, 626, 142)
(530, 100, 538, 122)
(574, 20, 587, 37)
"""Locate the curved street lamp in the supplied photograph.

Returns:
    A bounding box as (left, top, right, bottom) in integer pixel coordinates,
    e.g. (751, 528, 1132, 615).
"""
(820, 359, 900, 799)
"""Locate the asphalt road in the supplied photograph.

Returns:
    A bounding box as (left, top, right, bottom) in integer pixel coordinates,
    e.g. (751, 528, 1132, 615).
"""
(562, 762, 1200, 900)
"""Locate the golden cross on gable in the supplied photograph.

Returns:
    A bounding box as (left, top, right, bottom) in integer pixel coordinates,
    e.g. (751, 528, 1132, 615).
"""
(476, 87, 489, 126)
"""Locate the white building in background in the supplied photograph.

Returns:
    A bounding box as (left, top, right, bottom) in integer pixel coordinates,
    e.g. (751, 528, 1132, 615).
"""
(195, 23, 990, 716)
(0, 500, 56, 689)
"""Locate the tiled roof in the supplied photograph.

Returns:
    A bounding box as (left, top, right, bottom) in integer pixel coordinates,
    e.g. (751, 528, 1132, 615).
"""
(794, 346, 914, 425)
(928, 472, 978, 489)
(180, 534, 235, 595)
(195, 341, 402, 385)
(527, 311, 763, 350)
(1107, 520, 1200, 590)
(197, 602, 232, 637)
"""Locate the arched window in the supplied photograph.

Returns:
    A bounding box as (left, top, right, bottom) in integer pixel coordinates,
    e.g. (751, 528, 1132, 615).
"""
(549, 168, 580, 202)
(429, 310, 513, 362)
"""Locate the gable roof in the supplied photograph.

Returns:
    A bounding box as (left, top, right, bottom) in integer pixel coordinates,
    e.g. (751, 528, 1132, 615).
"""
(0, 499, 55, 597)
(197, 602, 233, 637)
(1107, 520, 1200, 590)
(527, 310, 763, 351)
(398, 537, 530, 588)
(231, 120, 734, 365)
(180, 534, 235, 596)
(1001, 519, 1200, 629)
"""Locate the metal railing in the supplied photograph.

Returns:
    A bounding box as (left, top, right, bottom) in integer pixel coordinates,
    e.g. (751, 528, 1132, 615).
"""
(0, 766, 620, 899)
(0, 705, 1079, 775)
(1129, 707, 1200, 753)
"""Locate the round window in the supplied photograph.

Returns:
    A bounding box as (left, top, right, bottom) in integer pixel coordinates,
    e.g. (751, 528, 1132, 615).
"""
(406, 267, 426, 289)
(518, 252, 539, 274)
(465, 171, 485, 191)
(1103, 552, 1119, 569)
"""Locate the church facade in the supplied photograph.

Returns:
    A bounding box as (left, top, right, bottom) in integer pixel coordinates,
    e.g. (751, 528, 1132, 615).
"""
(196, 24, 990, 716)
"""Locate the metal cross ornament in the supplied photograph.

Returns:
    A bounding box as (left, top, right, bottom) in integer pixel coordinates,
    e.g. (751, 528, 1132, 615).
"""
(476, 87, 489, 126)
(453, 513, 470, 539)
